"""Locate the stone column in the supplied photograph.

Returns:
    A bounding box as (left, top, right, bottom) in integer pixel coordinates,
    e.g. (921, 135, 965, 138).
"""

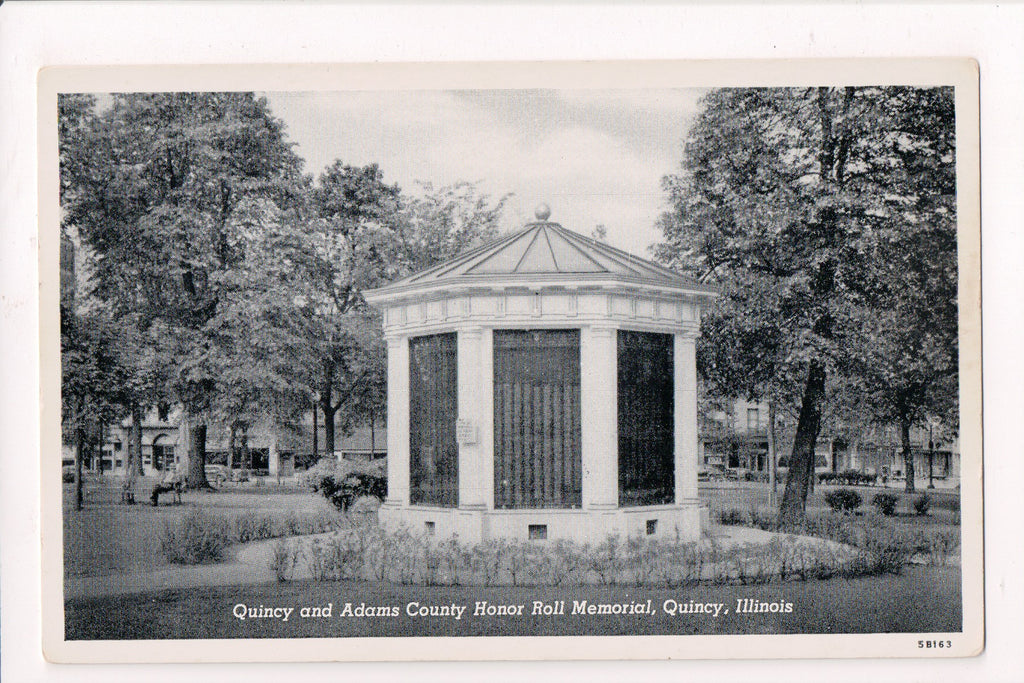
(268, 428, 279, 478)
(675, 333, 699, 504)
(457, 327, 487, 510)
(581, 325, 618, 510)
(385, 335, 410, 506)
(479, 328, 496, 510)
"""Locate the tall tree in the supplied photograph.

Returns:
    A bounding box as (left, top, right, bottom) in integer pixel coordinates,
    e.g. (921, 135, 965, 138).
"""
(61, 306, 131, 507)
(854, 87, 958, 492)
(393, 180, 511, 272)
(60, 92, 305, 488)
(300, 173, 510, 456)
(655, 86, 957, 524)
(301, 161, 401, 456)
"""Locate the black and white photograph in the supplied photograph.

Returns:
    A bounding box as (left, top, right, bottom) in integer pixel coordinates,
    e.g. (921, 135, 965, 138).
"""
(40, 60, 981, 663)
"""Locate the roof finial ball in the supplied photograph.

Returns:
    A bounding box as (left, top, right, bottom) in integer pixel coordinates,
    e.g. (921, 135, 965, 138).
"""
(534, 203, 552, 222)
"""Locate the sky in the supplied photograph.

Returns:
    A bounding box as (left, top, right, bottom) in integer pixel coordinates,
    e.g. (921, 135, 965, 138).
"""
(262, 89, 706, 255)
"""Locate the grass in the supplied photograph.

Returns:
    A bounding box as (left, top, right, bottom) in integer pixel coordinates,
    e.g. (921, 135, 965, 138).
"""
(64, 564, 961, 640)
(63, 474, 336, 577)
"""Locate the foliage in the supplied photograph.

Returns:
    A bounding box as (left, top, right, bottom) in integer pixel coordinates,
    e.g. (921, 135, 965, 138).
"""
(299, 458, 387, 511)
(913, 493, 931, 516)
(823, 488, 862, 513)
(717, 508, 747, 526)
(654, 86, 958, 520)
(59, 92, 309, 488)
(819, 470, 877, 486)
(872, 492, 899, 517)
(393, 180, 511, 272)
(159, 510, 233, 564)
(269, 539, 301, 582)
(233, 510, 276, 543)
(270, 528, 906, 587)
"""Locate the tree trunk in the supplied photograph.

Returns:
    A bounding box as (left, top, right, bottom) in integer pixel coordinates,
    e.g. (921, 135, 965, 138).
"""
(902, 417, 915, 493)
(241, 423, 250, 471)
(767, 402, 777, 507)
(186, 421, 213, 490)
(778, 361, 827, 526)
(228, 422, 237, 471)
(131, 404, 144, 476)
(123, 404, 143, 502)
(322, 399, 338, 457)
(312, 395, 319, 461)
(370, 411, 376, 457)
(74, 401, 85, 510)
(321, 364, 339, 457)
(95, 419, 104, 475)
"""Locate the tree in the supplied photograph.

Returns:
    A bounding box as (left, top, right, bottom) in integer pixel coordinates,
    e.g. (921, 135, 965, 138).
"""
(392, 180, 511, 272)
(655, 87, 957, 524)
(61, 306, 131, 508)
(298, 161, 401, 456)
(853, 87, 958, 493)
(299, 174, 510, 457)
(60, 92, 305, 488)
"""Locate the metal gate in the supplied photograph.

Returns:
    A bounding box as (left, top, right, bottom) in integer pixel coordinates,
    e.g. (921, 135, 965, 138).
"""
(409, 332, 458, 507)
(493, 329, 582, 509)
(618, 330, 674, 506)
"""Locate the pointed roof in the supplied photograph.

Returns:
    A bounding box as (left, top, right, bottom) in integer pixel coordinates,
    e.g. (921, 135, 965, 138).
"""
(365, 209, 714, 304)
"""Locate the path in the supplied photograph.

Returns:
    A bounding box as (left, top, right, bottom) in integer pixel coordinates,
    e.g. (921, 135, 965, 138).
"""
(64, 538, 281, 600)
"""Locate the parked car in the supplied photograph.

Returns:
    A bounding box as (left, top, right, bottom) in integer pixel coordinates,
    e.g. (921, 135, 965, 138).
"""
(204, 464, 229, 486)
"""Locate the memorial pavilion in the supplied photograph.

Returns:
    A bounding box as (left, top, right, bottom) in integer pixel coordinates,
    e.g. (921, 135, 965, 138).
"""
(363, 205, 715, 543)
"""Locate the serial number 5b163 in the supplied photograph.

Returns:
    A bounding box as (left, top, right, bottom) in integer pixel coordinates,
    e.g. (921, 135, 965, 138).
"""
(918, 640, 953, 649)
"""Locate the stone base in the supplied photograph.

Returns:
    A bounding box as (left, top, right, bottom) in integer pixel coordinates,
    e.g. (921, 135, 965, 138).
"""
(377, 501, 705, 544)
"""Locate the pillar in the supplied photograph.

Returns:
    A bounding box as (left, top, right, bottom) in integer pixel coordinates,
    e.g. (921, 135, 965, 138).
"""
(480, 328, 496, 510)
(675, 333, 699, 504)
(457, 327, 487, 510)
(268, 429, 279, 477)
(385, 335, 410, 506)
(581, 325, 618, 509)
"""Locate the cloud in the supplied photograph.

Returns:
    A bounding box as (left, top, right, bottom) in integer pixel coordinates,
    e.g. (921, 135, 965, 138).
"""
(263, 88, 702, 254)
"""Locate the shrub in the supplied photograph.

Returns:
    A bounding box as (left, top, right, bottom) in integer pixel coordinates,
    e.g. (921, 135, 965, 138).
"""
(823, 488, 861, 513)
(860, 524, 914, 574)
(233, 510, 275, 543)
(269, 539, 300, 582)
(625, 536, 659, 586)
(913, 493, 931, 516)
(471, 539, 507, 587)
(298, 458, 387, 510)
(588, 534, 625, 585)
(926, 529, 959, 566)
(717, 508, 747, 526)
(872, 492, 899, 517)
(160, 510, 233, 564)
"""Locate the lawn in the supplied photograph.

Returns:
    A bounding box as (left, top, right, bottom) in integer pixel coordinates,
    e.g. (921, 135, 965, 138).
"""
(64, 476, 959, 578)
(63, 475, 335, 578)
(64, 565, 961, 640)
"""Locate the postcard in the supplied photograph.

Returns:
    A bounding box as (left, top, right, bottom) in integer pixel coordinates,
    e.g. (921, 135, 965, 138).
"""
(39, 58, 982, 663)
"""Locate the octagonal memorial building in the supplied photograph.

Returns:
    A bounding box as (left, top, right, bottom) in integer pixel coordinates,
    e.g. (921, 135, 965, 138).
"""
(363, 207, 714, 543)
